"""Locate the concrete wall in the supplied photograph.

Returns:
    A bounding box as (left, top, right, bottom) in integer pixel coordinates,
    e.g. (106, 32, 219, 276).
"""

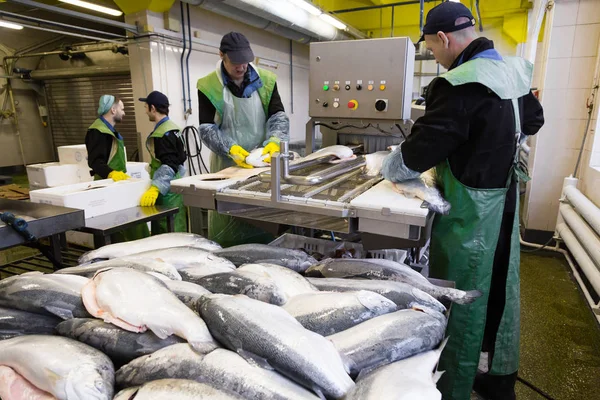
(524, 0, 600, 233)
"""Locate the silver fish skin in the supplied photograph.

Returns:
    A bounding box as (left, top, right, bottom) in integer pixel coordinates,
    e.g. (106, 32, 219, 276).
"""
(237, 263, 318, 298)
(115, 343, 211, 389)
(307, 277, 447, 314)
(0, 306, 61, 339)
(79, 233, 222, 263)
(328, 308, 446, 377)
(392, 170, 451, 215)
(306, 258, 481, 305)
(195, 271, 288, 305)
(56, 258, 182, 280)
(213, 244, 317, 272)
(283, 291, 397, 336)
(0, 335, 114, 400)
(179, 264, 240, 282)
(198, 294, 354, 399)
(56, 318, 187, 366)
(345, 338, 447, 400)
(121, 247, 236, 271)
(0, 272, 91, 320)
(113, 379, 243, 400)
(159, 280, 212, 309)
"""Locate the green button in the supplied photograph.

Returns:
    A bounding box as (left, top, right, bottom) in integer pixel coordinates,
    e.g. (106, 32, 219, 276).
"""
(323, 85, 329, 91)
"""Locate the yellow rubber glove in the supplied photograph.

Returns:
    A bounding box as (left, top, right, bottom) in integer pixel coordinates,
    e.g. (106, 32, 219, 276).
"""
(229, 144, 253, 169)
(108, 170, 130, 182)
(140, 186, 160, 207)
(261, 141, 280, 164)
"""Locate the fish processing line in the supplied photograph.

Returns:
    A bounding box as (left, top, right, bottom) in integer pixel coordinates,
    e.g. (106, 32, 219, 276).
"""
(173, 37, 432, 250)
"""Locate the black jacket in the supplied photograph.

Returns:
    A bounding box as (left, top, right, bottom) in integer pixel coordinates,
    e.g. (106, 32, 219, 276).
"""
(153, 129, 187, 174)
(85, 128, 117, 179)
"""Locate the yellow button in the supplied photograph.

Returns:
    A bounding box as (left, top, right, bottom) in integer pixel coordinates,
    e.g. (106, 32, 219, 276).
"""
(367, 84, 374, 91)
(380, 84, 386, 91)
(347, 100, 358, 110)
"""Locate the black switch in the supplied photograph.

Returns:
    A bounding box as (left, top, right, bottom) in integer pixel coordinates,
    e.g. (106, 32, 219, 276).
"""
(345, 84, 351, 90)
(323, 101, 329, 107)
(375, 100, 387, 111)
(356, 84, 362, 90)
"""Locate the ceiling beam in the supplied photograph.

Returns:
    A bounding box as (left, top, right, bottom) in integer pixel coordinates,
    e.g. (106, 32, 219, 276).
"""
(332, 0, 437, 14)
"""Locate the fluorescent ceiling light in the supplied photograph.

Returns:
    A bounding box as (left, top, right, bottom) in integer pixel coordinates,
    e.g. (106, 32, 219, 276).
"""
(448, 0, 461, 2)
(0, 21, 23, 30)
(319, 13, 346, 30)
(59, 0, 123, 16)
(288, 0, 322, 16)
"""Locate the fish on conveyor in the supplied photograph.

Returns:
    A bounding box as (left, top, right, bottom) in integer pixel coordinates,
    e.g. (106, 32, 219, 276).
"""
(81, 267, 217, 352)
(56, 318, 187, 366)
(113, 379, 243, 400)
(158, 280, 212, 309)
(391, 169, 451, 215)
(328, 308, 446, 377)
(55, 258, 182, 281)
(0, 365, 56, 400)
(345, 338, 448, 400)
(306, 258, 481, 305)
(120, 247, 236, 271)
(282, 291, 397, 336)
(302, 145, 356, 164)
(198, 294, 354, 399)
(0, 335, 114, 400)
(195, 271, 288, 305)
(213, 244, 317, 272)
(246, 147, 271, 167)
(363, 151, 390, 176)
(307, 277, 447, 314)
(0, 306, 61, 340)
(0, 272, 91, 320)
(237, 263, 318, 298)
(78, 233, 222, 263)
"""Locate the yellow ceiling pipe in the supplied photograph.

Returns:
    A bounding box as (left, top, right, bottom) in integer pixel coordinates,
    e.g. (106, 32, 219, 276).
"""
(113, 0, 176, 14)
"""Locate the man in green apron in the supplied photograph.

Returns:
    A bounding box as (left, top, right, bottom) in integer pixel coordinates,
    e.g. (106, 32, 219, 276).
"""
(381, 3, 544, 399)
(85, 95, 149, 241)
(138, 91, 188, 234)
(197, 31, 290, 247)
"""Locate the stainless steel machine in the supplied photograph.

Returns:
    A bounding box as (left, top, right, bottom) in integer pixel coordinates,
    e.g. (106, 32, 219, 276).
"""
(174, 37, 433, 251)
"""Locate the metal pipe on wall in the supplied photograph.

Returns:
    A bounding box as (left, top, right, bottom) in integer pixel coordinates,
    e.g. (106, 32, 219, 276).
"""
(185, 3, 193, 114)
(391, 6, 395, 37)
(289, 40, 294, 114)
(560, 203, 600, 269)
(556, 222, 600, 296)
(179, 1, 188, 116)
(29, 65, 130, 80)
(563, 185, 600, 238)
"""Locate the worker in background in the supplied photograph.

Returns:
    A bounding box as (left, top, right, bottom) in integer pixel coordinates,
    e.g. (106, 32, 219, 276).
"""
(381, 3, 544, 400)
(138, 91, 187, 234)
(86, 95, 149, 241)
(197, 31, 289, 247)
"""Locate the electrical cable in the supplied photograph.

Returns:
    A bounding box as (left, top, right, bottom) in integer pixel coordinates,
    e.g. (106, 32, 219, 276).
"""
(520, 234, 555, 253)
(182, 125, 208, 175)
(516, 376, 556, 400)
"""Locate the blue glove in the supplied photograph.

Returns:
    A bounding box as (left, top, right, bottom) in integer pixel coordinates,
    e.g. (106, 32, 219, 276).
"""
(381, 144, 421, 183)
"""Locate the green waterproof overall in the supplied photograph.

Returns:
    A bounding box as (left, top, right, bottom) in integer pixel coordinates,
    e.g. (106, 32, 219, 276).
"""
(145, 119, 188, 234)
(428, 56, 533, 400)
(89, 118, 149, 242)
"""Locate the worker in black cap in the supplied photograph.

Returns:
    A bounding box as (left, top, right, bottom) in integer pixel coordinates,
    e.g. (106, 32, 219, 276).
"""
(381, 2, 544, 400)
(196, 31, 289, 247)
(138, 90, 187, 233)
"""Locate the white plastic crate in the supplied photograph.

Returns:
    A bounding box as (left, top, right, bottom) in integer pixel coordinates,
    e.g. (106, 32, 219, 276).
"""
(26, 162, 92, 188)
(29, 179, 150, 219)
(126, 162, 150, 180)
(58, 144, 88, 166)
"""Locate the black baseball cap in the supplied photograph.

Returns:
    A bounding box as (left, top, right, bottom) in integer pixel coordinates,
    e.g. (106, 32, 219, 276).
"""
(138, 91, 169, 108)
(418, 2, 475, 43)
(220, 32, 254, 64)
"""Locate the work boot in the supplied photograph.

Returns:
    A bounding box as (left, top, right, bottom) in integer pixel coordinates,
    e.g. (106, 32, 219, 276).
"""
(473, 372, 517, 400)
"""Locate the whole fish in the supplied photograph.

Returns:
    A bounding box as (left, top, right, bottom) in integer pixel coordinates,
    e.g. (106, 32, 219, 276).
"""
(0, 272, 91, 320)
(78, 233, 221, 263)
(0, 366, 56, 400)
(0, 335, 114, 400)
(306, 258, 481, 305)
(195, 271, 288, 305)
(81, 268, 217, 352)
(345, 338, 448, 400)
(283, 291, 397, 336)
(246, 147, 270, 167)
(391, 169, 451, 215)
(115, 344, 210, 389)
(302, 145, 356, 164)
(328, 308, 446, 377)
(237, 263, 318, 298)
(0, 306, 61, 340)
(363, 151, 390, 176)
(179, 265, 239, 282)
(55, 258, 182, 281)
(113, 379, 243, 400)
(56, 318, 187, 366)
(213, 244, 317, 273)
(198, 294, 354, 399)
(120, 247, 235, 271)
(307, 277, 446, 314)
(159, 280, 212, 309)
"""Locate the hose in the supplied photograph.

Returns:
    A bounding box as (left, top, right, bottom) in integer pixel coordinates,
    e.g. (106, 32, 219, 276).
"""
(182, 125, 208, 175)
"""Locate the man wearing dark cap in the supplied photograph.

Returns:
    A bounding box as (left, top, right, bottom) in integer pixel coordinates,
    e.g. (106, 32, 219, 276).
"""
(381, 2, 544, 400)
(138, 90, 187, 233)
(196, 31, 289, 247)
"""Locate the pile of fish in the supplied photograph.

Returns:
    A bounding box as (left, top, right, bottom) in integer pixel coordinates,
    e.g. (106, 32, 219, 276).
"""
(0, 232, 483, 399)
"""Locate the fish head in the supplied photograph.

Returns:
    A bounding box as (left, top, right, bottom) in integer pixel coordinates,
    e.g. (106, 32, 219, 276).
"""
(66, 364, 114, 400)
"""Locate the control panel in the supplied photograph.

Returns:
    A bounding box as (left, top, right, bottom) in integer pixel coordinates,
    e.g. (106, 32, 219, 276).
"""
(309, 37, 415, 120)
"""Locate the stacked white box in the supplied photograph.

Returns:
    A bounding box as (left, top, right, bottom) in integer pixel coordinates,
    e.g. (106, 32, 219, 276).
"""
(126, 162, 150, 180)
(26, 162, 92, 188)
(58, 145, 88, 166)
